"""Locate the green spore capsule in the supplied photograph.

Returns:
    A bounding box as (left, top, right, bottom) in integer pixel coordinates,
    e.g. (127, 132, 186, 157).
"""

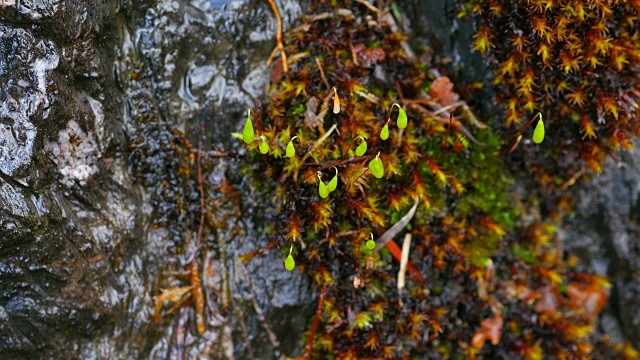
(318, 176, 329, 199)
(355, 137, 367, 156)
(285, 254, 295, 271)
(533, 113, 545, 144)
(259, 135, 269, 154)
(243, 109, 255, 144)
(366, 233, 376, 250)
(380, 121, 389, 140)
(285, 246, 295, 271)
(369, 152, 384, 179)
(286, 136, 298, 157)
(395, 104, 408, 129)
(327, 167, 338, 192)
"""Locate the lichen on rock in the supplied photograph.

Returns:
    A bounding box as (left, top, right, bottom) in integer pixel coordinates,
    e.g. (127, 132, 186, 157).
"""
(47, 120, 100, 187)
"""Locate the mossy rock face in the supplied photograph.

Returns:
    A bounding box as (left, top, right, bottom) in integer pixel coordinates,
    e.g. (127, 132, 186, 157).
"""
(462, 0, 640, 180)
(2, 0, 638, 358)
(236, 1, 635, 358)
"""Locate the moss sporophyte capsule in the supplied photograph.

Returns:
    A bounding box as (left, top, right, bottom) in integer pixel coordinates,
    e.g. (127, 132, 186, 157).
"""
(286, 136, 298, 157)
(332, 87, 340, 114)
(285, 245, 295, 271)
(327, 167, 338, 192)
(533, 113, 545, 144)
(259, 135, 269, 154)
(366, 233, 376, 250)
(318, 173, 329, 199)
(393, 103, 408, 129)
(355, 137, 367, 156)
(369, 152, 384, 179)
(243, 109, 255, 144)
(380, 120, 389, 140)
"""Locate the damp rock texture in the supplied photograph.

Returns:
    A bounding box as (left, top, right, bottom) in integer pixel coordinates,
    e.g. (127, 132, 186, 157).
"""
(0, 24, 57, 177)
(1, 0, 140, 359)
(1, 0, 312, 359)
(558, 143, 640, 347)
(2, 0, 640, 359)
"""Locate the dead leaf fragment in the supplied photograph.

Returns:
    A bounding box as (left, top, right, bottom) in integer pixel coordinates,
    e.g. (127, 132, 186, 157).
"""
(429, 76, 460, 106)
(153, 286, 193, 321)
(471, 313, 503, 348)
(566, 282, 609, 317)
(352, 43, 386, 68)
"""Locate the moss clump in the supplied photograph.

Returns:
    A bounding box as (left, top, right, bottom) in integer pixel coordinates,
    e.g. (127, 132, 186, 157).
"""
(234, 1, 633, 358)
(461, 0, 640, 179)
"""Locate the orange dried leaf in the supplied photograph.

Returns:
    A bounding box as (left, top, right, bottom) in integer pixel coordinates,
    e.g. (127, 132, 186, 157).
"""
(153, 286, 193, 320)
(471, 313, 503, 349)
(566, 282, 609, 317)
(429, 76, 460, 106)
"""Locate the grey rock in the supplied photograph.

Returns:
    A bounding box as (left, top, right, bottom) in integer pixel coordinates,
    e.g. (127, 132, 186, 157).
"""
(558, 144, 640, 347)
(1, 0, 312, 359)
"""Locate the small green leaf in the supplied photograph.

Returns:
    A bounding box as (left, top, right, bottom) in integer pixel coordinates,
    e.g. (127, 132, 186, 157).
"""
(286, 136, 297, 157)
(380, 122, 389, 140)
(395, 104, 407, 129)
(355, 138, 367, 156)
(327, 167, 338, 192)
(259, 136, 269, 154)
(243, 109, 254, 144)
(285, 254, 295, 271)
(319, 178, 329, 198)
(533, 114, 545, 144)
(369, 153, 384, 179)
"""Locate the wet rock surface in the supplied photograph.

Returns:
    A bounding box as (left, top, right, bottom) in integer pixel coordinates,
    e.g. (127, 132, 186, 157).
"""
(1, 0, 311, 358)
(1, 1, 132, 358)
(558, 144, 640, 347)
(1, 0, 639, 359)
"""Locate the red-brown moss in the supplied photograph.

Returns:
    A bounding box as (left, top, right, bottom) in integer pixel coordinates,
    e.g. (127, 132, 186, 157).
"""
(461, 0, 640, 180)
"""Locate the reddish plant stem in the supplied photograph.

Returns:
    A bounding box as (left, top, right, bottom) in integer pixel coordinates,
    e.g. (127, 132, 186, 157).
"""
(345, 167, 370, 194)
(340, 137, 359, 162)
(517, 112, 542, 136)
(196, 123, 205, 248)
(499, 112, 542, 156)
(190, 123, 207, 335)
(304, 283, 331, 359)
(301, 155, 367, 182)
(442, 111, 454, 149)
(235, 302, 256, 360)
(266, 0, 288, 73)
(176, 305, 189, 360)
(439, 111, 454, 161)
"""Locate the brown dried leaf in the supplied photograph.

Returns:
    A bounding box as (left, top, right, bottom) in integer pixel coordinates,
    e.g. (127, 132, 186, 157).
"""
(429, 76, 460, 106)
(352, 43, 386, 67)
(471, 313, 503, 349)
(220, 175, 238, 196)
(153, 286, 193, 321)
(566, 282, 609, 317)
(304, 97, 321, 128)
